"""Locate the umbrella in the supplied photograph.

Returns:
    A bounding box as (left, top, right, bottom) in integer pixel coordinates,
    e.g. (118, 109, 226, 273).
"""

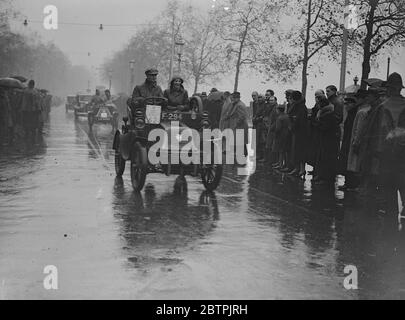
(0, 77, 24, 89)
(10, 75, 28, 83)
(362, 78, 384, 88)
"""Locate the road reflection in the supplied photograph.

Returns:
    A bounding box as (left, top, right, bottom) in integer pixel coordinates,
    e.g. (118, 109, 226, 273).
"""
(111, 177, 219, 270)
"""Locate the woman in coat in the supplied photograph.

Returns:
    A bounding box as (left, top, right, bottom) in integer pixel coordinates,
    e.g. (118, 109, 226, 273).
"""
(287, 91, 309, 177)
(337, 96, 359, 190)
(163, 76, 189, 111)
(219, 92, 249, 158)
(315, 96, 340, 185)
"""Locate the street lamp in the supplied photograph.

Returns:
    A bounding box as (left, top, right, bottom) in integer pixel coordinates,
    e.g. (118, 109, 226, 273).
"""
(175, 36, 185, 74)
(129, 60, 135, 95)
(108, 68, 113, 91)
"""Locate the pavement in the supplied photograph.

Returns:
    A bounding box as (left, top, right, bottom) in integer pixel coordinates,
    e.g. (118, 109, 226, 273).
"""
(0, 105, 405, 299)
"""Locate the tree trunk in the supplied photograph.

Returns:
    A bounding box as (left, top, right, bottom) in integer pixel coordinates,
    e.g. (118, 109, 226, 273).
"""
(234, 26, 248, 92)
(301, 0, 311, 98)
(302, 59, 308, 97)
(194, 75, 199, 94)
(234, 62, 241, 92)
(360, 2, 376, 89)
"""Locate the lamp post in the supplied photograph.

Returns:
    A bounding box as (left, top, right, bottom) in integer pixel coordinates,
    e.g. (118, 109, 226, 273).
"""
(354, 75, 359, 86)
(129, 60, 135, 95)
(175, 36, 185, 74)
(108, 68, 113, 91)
(339, 0, 350, 93)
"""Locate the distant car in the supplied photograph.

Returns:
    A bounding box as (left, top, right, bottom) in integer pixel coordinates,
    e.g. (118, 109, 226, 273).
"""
(87, 101, 119, 132)
(73, 94, 92, 119)
(65, 95, 77, 113)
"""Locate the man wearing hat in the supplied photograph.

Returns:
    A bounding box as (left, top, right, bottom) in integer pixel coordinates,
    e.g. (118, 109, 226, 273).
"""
(347, 89, 371, 183)
(219, 91, 249, 158)
(338, 95, 360, 190)
(131, 68, 164, 103)
(361, 73, 405, 214)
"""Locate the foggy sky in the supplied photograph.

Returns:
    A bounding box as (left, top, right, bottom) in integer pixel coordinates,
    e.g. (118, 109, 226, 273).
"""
(10, 0, 405, 105)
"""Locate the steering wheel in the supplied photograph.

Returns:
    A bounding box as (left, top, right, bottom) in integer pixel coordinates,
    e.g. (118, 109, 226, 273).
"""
(144, 97, 168, 106)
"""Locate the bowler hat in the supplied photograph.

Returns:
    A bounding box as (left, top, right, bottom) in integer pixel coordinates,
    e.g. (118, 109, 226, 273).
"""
(382, 72, 404, 88)
(145, 68, 158, 75)
(232, 91, 240, 97)
(362, 78, 384, 88)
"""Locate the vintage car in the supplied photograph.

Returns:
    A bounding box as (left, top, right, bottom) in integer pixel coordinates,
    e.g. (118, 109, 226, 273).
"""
(65, 95, 77, 112)
(73, 94, 92, 119)
(112, 95, 223, 192)
(87, 101, 119, 132)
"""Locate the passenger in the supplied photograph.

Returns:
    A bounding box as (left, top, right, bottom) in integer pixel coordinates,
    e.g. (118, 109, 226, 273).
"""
(163, 76, 189, 111)
(104, 89, 113, 103)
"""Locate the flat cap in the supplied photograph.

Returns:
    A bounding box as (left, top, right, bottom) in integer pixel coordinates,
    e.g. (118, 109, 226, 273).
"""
(145, 68, 158, 75)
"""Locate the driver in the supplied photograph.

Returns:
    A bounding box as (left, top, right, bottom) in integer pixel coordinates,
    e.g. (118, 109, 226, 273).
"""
(90, 89, 104, 105)
(163, 75, 189, 111)
(104, 89, 118, 115)
(131, 68, 164, 104)
(89, 89, 104, 114)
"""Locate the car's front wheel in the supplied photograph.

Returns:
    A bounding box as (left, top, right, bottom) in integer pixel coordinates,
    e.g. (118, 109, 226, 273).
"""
(201, 164, 223, 191)
(88, 113, 94, 131)
(114, 132, 125, 177)
(130, 142, 148, 192)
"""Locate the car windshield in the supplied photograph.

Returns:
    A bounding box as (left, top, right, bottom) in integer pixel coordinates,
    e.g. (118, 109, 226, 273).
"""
(67, 96, 76, 103)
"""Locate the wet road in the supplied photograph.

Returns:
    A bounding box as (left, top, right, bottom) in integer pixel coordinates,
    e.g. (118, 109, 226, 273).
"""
(1, 105, 405, 300)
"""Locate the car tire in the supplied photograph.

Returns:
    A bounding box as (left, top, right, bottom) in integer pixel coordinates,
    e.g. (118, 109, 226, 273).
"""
(114, 132, 125, 177)
(174, 175, 187, 195)
(201, 164, 223, 191)
(88, 113, 94, 131)
(130, 142, 148, 192)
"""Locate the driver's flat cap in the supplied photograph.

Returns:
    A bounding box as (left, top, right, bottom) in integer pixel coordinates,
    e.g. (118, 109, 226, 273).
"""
(145, 68, 158, 75)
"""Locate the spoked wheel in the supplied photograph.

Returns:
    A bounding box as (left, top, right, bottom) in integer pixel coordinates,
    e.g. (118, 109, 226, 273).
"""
(201, 164, 223, 191)
(174, 175, 188, 195)
(130, 142, 148, 192)
(88, 114, 94, 131)
(114, 132, 125, 177)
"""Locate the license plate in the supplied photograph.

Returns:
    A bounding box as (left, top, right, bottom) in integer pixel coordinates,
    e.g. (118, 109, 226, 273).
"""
(145, 105, 162, 124)
(101, 112, 107, 118)
(162, 112, 182, 121)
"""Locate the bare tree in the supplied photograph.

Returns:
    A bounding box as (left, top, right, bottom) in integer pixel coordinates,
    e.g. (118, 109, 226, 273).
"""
(182, 13, 228, 93)
(261, 0, 344, 97)
(349, 0, 405, 88)
(214, 0, 277, 91)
